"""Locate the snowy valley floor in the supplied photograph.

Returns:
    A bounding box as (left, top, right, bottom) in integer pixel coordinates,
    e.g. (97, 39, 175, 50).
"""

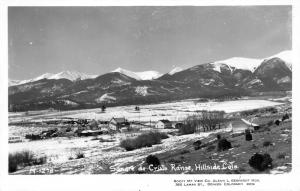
(8, 98, 292, 174)
(10, 119, 291, 175)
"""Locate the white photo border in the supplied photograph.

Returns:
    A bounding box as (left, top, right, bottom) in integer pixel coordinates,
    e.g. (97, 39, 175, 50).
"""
(0, 0, 299, 191)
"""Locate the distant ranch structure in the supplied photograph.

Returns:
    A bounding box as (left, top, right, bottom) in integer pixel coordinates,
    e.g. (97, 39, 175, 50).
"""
(155, 120, 172, 129)
(109, 117, 130, 131)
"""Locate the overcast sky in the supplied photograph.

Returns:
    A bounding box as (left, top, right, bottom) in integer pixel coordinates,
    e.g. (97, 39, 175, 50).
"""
(8, 6, 291, 80)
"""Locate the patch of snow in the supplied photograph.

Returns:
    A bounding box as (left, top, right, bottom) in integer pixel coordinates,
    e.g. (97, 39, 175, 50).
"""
(241, 118, 259, 127)
(8, 80, 21, 86)
(112, 68, 161, 80)
(48, 71, 98, 81)
(9, 71, 98, 86)
(136, 71, 162, 80)
(277, 76, 291, 84)
(60, 100, 78, 106)
(199, 79, 215, 85)
(135, 86, 148, 96)
(111, 79, 131, 86)
(72, 90, 88, 95)
(112, 68, 142, 80)
(269, 96, 291, 102)
(277, 166, 288, 170)
(34, 73, 54, 81)
(248, 79, 263, 85)
(270, 166, 289, 175)
(9, 73, 54, 86)
(213, 57, 262, 72)
(267, 50, 292, 70)
(95, 93, 116, 103)
(168, 67, 183, 75)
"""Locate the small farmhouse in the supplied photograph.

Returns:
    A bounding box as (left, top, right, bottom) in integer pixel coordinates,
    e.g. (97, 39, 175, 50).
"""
(155, 120, 172, 129)
(109, 117, 130, 131)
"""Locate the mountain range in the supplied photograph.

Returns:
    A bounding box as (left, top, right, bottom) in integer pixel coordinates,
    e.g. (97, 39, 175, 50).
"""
(8, 50, 292, 111)
(9, 71, 98, 86)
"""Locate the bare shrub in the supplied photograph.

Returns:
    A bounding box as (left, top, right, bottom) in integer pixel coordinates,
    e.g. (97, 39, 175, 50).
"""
(9, 150, 47, 173)
(245, 129, 253, 141)
(248, 153, 273, 171)
(120, 139, 136, 151)
(251, 144, 258, 150)
(266, 107, 278, 114)
(120, 132, 167, 151)
(178, 123, 196, 135)
(33, 156, 47, 165)
(101, 105, 106, 112)
(193, 140, 202, 150)
(75, 151, 85, 159)
(217, 138, 232, 151)
(275, 120, 281, 126)
(145, 155, 160, 168)
(155, 132, 169, 140)
(196, 110, 226, 131)
(282, 113, 289, 121)
(180, 110, 227, 134)
(263, 141, 272, 147)
(277, 152, 286, 159)
(206, 145, 216, 152)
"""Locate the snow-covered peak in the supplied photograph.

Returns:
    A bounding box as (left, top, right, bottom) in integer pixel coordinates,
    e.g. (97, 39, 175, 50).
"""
(48, 71, 98, 81)
(213, 57, 262, 72)
(168, 67, 183, 75)
(212, 50, 292, 73)
(8, 73, 53, 86)
(112, 67, 161, 80)
(9, 71, 98, 86)
(8, 79, 22, 86)
(266, 50, 292, 70)
(112, 68, 142, 80)
(136, 71, 162, 80)
(34, 73, 54, 81)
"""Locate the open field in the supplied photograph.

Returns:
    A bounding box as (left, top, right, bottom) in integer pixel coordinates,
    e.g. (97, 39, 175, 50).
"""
(9, 98, 284, 124)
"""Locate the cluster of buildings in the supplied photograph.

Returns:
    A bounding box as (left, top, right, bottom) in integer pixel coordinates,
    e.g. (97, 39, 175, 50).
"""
(9, 117, 181, 143)
(109, 118, 180, 131)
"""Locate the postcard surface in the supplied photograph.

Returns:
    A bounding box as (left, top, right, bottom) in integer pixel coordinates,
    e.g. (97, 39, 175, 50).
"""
(0, 1, 299, 191)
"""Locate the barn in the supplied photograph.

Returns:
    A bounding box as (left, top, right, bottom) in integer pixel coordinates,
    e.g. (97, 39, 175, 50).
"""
(155, 120, 172, 129)
(109, 117, 130, 131)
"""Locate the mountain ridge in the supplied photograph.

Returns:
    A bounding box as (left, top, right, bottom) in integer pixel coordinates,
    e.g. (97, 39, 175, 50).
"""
(9, 71, 98, 86)
(8, 50, 292, 111)
(9, 50, 291, 86)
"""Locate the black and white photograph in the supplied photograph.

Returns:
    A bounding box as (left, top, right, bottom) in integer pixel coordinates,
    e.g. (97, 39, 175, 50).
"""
(6, 5, 294, 177)
(2, 0, 300, 190)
